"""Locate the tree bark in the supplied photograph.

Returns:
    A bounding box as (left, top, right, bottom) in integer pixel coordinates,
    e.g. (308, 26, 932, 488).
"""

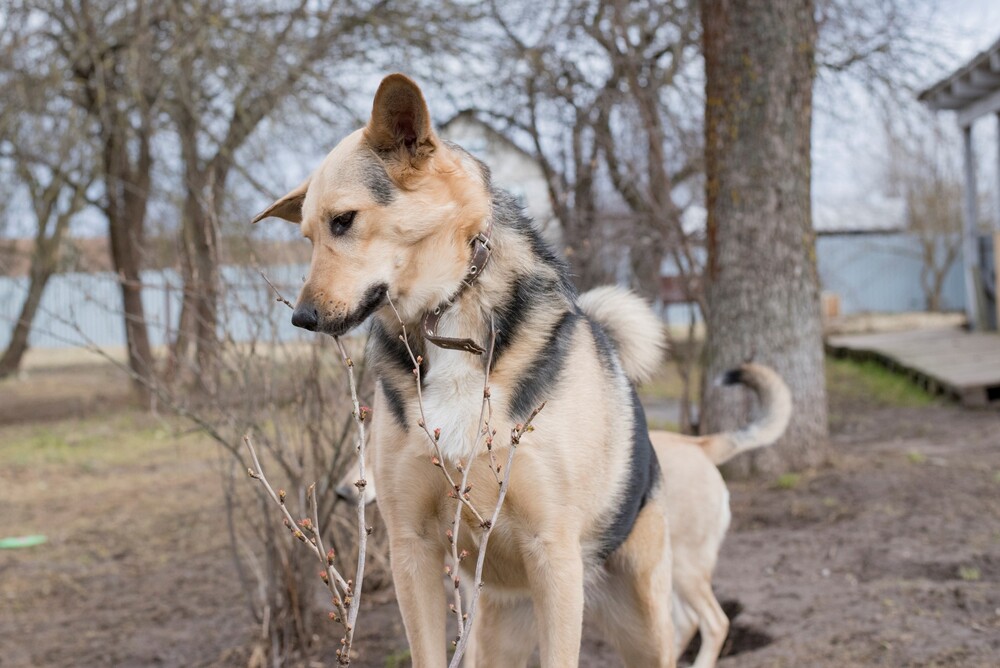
(101, 114, 155, 401)
(0, 265, 55, 378)
(0, 171, 83, 378)
(700, 0, 828, 475)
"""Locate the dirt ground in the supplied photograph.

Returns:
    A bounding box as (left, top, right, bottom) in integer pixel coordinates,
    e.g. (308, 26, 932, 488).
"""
(1, 353, 998, 667)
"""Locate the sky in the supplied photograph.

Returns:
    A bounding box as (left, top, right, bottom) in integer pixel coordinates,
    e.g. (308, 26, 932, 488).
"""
(4, 1, 1000, 240)
(811, 0, 1000, 227)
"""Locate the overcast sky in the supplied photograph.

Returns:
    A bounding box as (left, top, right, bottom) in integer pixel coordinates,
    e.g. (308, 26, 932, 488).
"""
(5, 1, 1000, 239)
(812, 0, 1000, 220)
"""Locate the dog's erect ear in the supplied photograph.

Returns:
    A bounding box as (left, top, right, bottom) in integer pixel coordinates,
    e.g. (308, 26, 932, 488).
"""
(251, 178, 310, 224)
(365, 73, 435, 163)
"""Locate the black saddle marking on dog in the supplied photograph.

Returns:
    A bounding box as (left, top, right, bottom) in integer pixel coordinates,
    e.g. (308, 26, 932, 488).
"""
(491, 273, 553, 369)
(507, 308, 580, 421)
(597, 387, 661, 562)
(585, 314, 618, 376)
(368, 319, 425, 431)
(493, 190, 576, 298)
(378, 379, 408, 431)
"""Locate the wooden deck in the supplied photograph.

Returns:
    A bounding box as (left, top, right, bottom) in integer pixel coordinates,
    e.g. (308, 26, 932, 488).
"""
(826, 327, 1000, 407)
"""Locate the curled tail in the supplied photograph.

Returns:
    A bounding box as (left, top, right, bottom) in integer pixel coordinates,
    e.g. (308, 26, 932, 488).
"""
(700, 363, 792, 465)
(578, 285, 667, 384)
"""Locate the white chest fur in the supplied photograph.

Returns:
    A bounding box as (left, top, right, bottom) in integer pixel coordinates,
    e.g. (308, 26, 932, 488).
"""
(420, 346, 489, 462)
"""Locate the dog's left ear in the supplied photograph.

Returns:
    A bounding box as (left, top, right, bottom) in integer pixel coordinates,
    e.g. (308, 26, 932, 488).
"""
(365, 73, 436, 167)
(251, 177, 310, 224)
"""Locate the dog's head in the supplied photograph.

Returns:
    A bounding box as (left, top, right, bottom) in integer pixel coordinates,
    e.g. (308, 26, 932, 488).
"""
(253, 74, 490, 336)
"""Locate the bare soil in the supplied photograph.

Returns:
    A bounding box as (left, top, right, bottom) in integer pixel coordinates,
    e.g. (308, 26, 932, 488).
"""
(1, 357, 998, 667)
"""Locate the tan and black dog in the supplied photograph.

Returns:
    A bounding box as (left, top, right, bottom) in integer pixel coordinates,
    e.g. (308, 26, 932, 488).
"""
(254, 73, 777, 667)
(338, 318, 792, 668)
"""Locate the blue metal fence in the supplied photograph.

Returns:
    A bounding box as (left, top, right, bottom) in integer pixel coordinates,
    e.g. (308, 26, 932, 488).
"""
(0, 234, 969, 350)
(0, 264, 310, 350)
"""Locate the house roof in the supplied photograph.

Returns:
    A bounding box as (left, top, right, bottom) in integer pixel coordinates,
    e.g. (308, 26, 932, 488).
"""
(918, 35, 1000, 126)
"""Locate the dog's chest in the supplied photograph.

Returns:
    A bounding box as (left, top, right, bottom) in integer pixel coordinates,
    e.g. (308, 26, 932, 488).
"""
(420, 352, 488, 462)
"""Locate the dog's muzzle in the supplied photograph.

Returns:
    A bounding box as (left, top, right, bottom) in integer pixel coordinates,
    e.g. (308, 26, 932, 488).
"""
(291, 283, 388, 337)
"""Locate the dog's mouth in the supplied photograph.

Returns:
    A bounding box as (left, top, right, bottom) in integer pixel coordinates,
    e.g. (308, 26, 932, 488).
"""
(319, 282, 389, 337)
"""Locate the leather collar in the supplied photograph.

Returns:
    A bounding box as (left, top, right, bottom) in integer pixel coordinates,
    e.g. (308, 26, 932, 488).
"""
(420, 219, 494, 355)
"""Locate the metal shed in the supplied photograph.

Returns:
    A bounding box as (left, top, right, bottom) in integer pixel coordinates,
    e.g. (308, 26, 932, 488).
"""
(919, 36, 1000, 330)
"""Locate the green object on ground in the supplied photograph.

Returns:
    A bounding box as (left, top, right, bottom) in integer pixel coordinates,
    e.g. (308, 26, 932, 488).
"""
(0, 535, 48, 549)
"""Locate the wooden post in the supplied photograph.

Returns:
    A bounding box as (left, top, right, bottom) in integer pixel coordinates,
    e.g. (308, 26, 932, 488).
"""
(961, 123, 980, 329)
(996, 113, 1000, 330)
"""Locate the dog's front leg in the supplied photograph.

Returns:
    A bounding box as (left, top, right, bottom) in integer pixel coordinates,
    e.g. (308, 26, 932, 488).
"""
(526, 540, 585, 667)
(390, 535, 448, 667)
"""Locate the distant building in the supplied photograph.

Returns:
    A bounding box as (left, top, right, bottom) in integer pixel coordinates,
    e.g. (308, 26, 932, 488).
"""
(440, 110, 965, 318)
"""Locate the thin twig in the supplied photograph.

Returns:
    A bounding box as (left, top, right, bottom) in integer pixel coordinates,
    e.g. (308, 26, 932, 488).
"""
(255, 270, 370, 665)
(383, 296, 544, 667)
(243, 435, 351, 617)
(385, 296, 488, 527)
(445, 318, 497, 647)
(333, 335, 370, 665)
(452, 402, 544, 665)
(258, 268, 295, 310)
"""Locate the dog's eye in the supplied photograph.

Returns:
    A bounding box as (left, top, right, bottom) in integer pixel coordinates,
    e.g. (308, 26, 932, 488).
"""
(329, 211, 356, 236)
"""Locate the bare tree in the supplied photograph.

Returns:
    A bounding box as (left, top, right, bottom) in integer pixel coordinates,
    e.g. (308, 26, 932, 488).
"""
(0, 151, 92, 378)
(10, 0, 168, 397)
(484, 0, 701, 293)
(700, 0, 829, 475)
(483, 0, 706, 429)
(885, 122, 964, 313)
(161, 0, 421, 390)
(0, 23, 94, 377)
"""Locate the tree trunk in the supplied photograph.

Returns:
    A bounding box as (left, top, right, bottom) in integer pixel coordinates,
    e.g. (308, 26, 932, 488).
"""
(0, 180, 77, 378)
(103, 122, 155, 401)
(700, 0, 828, 476)
(0, 266, 54, 378)
(171, 108, 223, 393)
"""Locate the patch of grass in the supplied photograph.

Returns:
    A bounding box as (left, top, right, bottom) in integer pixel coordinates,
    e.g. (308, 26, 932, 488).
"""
(774, 472, 801, 490)
(384, 648, 412, 668)
(640, 358, 703, 402)
(958, 565, 981, 582)
(826, 357, 935, 408)
(907, 451, 928, 465)
(0, 412, 178, 470)
(646, 418, 679, 433)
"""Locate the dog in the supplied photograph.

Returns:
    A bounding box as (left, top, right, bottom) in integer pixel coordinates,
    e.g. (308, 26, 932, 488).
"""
(650, 365, 790, 668)
(254, 72, 782, 667)
(338, 324, 792, 668)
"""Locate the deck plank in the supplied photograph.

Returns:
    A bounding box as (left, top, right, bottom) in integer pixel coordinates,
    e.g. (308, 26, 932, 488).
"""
(826, 327, 1000, 405)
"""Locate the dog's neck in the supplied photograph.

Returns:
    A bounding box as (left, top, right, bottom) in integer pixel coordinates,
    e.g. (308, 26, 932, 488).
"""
(419, 217, 495, 355)
(370, 190, 573, 461)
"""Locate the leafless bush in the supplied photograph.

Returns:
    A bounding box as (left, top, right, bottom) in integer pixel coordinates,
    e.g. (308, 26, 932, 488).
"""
(47, 263, 391, 666)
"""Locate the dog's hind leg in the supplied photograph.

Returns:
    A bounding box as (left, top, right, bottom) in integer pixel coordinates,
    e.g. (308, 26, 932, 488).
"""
(671, 591, 699, 660)
(676, 576, 728, 668)
(593, 503, 676, 668)
(471, 592, 537, 668)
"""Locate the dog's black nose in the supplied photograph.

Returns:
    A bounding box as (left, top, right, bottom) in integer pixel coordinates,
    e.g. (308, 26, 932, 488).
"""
(291, 304, 319, 331)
